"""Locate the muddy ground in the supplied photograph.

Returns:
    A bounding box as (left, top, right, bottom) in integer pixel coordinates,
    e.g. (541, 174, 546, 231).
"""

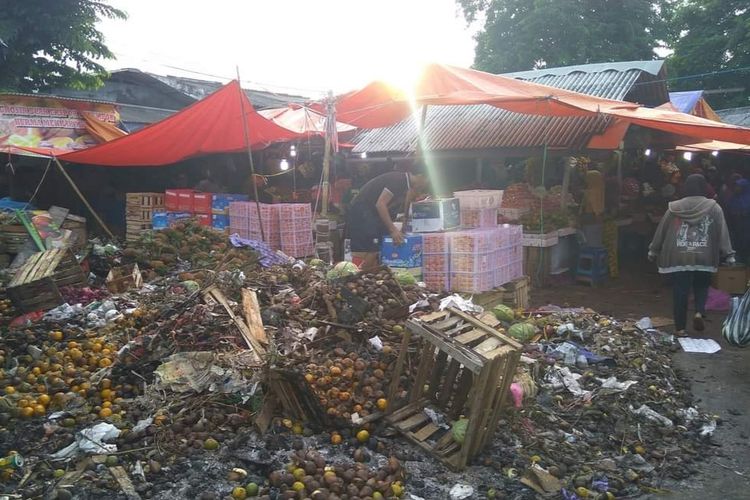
(534, 263, 750, 499)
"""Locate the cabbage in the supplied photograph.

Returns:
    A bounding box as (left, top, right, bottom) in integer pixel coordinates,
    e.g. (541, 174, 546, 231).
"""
(326, 261, 359, 280)
(452, 418, 469, 444)
(394, 270, 417, 286)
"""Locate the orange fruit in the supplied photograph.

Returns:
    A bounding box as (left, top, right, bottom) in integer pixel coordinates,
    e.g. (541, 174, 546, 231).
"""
(102, 401, 112, 409)
(330, 366, 342, 376)
(31, 367, 41, 376)
(67, 341, 79, 349)
(33, 404, 46, 416)
(37, 394, 51, 406)
(98, 358, 112, 368)
(4, 386, 15, 395)
(304, 373, 314, 384)
(100, 379, 112, 389)
(92, 342, 103, 353)
(99, 408, 113, 418)
(49, 331, 63, 341)
(17, 398, 30, 408)
(19, 407, 34, 418)
(68, 348, 83, 361)
(100, 389, 114, 400)
(376, 398, 388, 411)
(331, 433, 343, 445)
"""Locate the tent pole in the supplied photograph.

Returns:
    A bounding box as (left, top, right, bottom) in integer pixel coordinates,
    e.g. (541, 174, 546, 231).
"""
(236, 67, 265, 242)
(52, 157, 114, 239)
(321, 91, 334, 216)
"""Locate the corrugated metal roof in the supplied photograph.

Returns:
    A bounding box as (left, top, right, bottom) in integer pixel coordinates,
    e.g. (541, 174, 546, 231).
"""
(352, 60, 668, 153)
(716, 106, 750, 127)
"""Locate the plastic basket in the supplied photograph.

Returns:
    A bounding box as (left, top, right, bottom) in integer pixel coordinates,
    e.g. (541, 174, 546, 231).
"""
(423, 253, 450, 273)
(460, 207, 497, 228)
(422, 232, 451, 253)
(423, 272, 450, 292)
(277, 203, 312, 220)
(450, 250, 495, 273)
(450, 271, 494, 293)
(192, 192, 212, 214)
(453, 190, 504, 209)
(450, 229, 497, 253)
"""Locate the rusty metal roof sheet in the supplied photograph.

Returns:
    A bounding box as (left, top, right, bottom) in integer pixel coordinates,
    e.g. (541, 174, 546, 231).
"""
(352, 60, 667, 153)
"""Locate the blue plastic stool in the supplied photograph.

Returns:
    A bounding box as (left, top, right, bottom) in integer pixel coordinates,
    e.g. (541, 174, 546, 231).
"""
(576, 247, 608, 286)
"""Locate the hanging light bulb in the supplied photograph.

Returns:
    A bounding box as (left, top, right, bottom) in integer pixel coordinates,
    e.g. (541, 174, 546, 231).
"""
(290, 145, 297, 157)
(711, 150, 719, 157)
(360, 152, 367, 159)
(644, 148, 651, 157)
(280, 158, 290, 171)
(683, 152, 693, 161)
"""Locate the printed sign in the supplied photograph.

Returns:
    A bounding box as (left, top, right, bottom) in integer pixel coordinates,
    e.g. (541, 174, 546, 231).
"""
(0, 95, 119, 152)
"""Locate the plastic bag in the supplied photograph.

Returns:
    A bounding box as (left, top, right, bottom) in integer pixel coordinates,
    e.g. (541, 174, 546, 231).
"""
(722, 288, 750, 347)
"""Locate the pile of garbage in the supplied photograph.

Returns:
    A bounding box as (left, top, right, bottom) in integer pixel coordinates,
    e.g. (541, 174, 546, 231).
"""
(0, 229, 719, 499)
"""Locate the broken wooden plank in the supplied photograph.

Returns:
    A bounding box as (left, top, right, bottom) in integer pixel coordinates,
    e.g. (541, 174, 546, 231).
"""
(411, 422, 440, 442)
(109, 465, 141, 500)
(454, 328, 486, 345)
(241, 288, 269, 345)
(203, 286, 265, 361)
(395, 412, 429, 431)
(255, 394, 277, 434)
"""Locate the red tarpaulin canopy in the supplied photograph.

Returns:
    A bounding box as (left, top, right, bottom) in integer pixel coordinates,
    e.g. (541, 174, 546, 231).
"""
(329, 63, 750, 145)
(259, 106, 356, 135)
(59, 81, 298, 166)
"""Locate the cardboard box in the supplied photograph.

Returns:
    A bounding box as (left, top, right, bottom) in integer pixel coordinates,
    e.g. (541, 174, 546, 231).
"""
(212, 194, 249, 213)
(192, 192, 213, 214)
(212, 214, 230, 230)
(713, 265, 749, 295)
(410, 198, 460, 233)
(380, 234, 423, 268)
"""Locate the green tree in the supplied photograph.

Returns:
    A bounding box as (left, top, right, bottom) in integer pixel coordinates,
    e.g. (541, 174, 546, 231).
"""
(667, 0, 750, 109)
(0, 1, 126, 92)
(457, 0, 670, 74)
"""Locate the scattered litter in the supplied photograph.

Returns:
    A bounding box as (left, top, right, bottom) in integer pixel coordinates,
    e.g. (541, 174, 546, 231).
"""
(630, 404, 674, 427)
(678, 337, 722, 354)
(50, 423, 121, 461)
(448, 483, 474, 499)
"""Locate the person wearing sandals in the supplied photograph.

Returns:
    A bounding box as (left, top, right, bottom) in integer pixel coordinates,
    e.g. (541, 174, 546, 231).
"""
(648, 174, 736, 336)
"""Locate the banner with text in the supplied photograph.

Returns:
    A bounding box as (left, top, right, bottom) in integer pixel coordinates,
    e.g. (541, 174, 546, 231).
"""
(0, 95, 119, 153)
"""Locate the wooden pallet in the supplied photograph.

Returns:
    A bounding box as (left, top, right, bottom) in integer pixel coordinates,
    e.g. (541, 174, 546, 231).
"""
(265, 369, 328, 430)
(126, 192, 164, 208)
(386, 307, 521, 470)
(106, 263, 143, 294)
(472, 276, 530, 310)
(7, 249, 86, 312)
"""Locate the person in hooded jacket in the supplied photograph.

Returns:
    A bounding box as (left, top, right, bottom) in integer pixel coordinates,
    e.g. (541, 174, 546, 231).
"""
(649, 174, 735, 336)
(727, 178, 750, 264)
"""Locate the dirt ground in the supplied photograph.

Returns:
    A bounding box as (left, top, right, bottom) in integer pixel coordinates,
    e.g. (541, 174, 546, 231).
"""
(533, 263, 750, 498)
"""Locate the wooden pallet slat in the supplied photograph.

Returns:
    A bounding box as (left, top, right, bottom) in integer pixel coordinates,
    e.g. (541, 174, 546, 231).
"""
(411, 422, 440, 442)
(7, 249, 84, 312)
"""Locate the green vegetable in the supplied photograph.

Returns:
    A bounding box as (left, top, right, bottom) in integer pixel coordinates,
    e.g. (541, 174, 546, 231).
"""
(452, 418, 469, 444)
(508, 322, 537, 342)
(326, 261, 359, 280)
(394, 270, 417, 286)
(493, 304, 515, 323)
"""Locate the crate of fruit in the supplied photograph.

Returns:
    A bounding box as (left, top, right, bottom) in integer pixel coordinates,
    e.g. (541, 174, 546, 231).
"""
(423, 253, 450, 273)
(453, 189, 503, 209)
(450, 271, 494, 293)
(422, 271, 450, 292)
(450, 250, 495, 273)
(460, 207, 497, 228)
(422, 232, 451, 253)
(450, 229, 497, 253)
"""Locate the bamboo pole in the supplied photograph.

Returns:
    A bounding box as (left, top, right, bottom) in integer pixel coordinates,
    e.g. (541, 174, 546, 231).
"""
(321, 91, 334, 216)
(52, 157, 114, 239)
(236, 67, 265, 242)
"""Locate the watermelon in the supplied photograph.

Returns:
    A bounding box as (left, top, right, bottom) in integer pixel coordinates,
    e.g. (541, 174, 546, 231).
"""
(508, 322, 536, 342)
(493, 304, 515, 323)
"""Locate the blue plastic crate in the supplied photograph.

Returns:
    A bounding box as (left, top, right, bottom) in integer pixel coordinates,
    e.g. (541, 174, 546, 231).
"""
(212, 194, 249, 213)
(380, 234, 423, 268)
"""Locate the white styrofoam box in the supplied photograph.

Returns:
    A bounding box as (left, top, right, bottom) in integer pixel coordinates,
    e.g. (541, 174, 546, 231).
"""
(453, 190, 504, 209)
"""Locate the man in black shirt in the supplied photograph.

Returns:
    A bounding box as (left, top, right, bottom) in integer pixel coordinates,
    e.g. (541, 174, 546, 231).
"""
(347, 163, 429, 271)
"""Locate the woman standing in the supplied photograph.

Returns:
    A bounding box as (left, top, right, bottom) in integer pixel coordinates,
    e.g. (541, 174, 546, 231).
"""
(727, 178, 750, 264)
(648, 174, 735, 336)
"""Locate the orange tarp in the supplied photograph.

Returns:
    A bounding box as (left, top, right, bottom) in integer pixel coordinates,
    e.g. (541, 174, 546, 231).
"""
(59, 81, 298, 166)
(330, 63, 750, 145)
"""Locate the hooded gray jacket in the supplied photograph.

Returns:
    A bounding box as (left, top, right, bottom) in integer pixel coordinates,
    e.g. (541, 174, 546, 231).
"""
(648, 196, 734, 273)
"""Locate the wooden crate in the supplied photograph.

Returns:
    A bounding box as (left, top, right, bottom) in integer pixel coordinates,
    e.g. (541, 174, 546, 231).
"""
(524, 246, 552, 287)
(61, 214, 87, 251)
(126, 192, 165, 209)
(7, 249, 86, 312)
(471, 276, 530, 310)
(126, 220, 153, 242)
(386, 308, 521, 470)
(106, 263, 143, 294)
(0, 224, 29, 254)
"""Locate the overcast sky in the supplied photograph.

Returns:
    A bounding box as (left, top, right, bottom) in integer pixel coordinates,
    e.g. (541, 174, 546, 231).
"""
(98, 0, 478, 98)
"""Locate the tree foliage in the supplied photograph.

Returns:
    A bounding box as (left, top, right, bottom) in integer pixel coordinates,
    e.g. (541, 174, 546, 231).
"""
(0, 1, 126, 92)
(457, 1, 668, 74)
(667, 0, 750, 109)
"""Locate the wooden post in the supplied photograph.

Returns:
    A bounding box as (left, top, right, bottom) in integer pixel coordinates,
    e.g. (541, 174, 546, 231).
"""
(236, 67, 265, 241)
(52, 157, 114, 239)
(321, 91, 334, 216)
